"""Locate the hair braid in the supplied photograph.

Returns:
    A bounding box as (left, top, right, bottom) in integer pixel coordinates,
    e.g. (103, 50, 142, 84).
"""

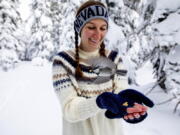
(99, 42, 106, 57)
(75, 30, 83, 78)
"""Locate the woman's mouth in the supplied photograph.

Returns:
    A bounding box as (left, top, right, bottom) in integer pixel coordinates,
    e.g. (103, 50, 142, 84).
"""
(89, 38, 99, 44)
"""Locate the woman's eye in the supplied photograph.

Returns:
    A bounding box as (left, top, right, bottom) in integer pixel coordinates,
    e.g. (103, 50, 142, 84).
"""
(87, 26, 107, 31)
(88, 27, 95, 30)
(100, 27, 107, 31)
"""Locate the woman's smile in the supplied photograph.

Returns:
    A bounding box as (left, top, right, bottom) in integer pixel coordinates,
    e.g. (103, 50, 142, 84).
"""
(89, 37, 100, 45)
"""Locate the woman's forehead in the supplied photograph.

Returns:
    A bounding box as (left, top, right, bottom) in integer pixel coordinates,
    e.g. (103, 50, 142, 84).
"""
(86, 19, 108, 25)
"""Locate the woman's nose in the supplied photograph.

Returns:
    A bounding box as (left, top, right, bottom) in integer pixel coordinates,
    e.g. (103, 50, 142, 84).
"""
(93, 29, 102, 39)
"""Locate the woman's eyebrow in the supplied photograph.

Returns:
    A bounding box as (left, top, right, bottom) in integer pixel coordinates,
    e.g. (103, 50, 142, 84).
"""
(86, 22, 96, 25)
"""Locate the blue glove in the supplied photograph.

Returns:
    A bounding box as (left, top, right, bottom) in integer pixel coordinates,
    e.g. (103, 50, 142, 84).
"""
(105, 89, 154, 124)
(96, 91, 134, 116)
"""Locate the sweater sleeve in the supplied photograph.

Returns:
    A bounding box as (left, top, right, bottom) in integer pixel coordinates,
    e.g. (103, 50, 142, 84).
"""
(52, 59, 101, 123)
(114, 58, 129, 93)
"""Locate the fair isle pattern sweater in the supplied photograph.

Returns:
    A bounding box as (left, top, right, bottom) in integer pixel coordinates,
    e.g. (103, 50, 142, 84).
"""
(52, 48, 128, 135)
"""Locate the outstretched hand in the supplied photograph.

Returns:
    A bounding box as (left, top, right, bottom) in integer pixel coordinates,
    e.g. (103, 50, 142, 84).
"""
(126, 103, 148, 114)
(96, 89, 154, 124)
(123, 103, 148, 123)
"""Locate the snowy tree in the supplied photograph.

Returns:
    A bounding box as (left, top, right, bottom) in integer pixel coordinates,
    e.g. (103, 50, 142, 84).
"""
(26, 0, 53, 61)
(147, 5, 180, 91)
(58, 1, 78, 51)
(105, 0, 157, 85)
(152, 7, 180, 113)
(0, 0, 25, 71)
(49, 0, 78, 55)
(106, 0, 180, 113)
(163, 45, 180, 113)
(150, 29, 177, 90)
(48, 1, 62, 56)
(25, 0, 81, 62)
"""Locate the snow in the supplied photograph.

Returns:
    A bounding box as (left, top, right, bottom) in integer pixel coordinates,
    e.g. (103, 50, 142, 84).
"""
(155, 13, 180, 34)
(106, 18, 125, 46)
(0, 62, 62, 135)
(156, 0, 180, 10)
(1, 0, 180, 134)
(124, 107, 180, 135)
(174, 30, 180, 43)
(19, 0, 31, 21)
(136, 60, 156, 85)
(0, 62, 179, 135)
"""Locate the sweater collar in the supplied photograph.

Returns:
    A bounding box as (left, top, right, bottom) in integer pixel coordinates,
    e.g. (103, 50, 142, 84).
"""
(78, 48, 100, 59)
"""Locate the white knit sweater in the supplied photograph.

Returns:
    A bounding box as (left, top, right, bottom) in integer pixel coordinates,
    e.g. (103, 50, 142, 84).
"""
(52, 48, 128, 135)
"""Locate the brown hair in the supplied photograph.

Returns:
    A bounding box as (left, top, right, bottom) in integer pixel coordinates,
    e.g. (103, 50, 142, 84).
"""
(74, 0, 107, 79)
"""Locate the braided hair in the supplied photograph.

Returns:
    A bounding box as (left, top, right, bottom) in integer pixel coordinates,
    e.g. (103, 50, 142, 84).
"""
(74, 30, 83, 78)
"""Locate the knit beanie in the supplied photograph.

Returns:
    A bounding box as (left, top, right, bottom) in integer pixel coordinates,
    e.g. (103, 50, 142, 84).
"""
(74, 5, 109, 35)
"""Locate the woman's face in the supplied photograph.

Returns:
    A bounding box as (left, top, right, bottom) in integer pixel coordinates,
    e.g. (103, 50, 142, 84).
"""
(80, 18, 108, 52)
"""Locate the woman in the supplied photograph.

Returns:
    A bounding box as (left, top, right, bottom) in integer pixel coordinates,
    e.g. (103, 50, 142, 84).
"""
(52, 1, 153, 135)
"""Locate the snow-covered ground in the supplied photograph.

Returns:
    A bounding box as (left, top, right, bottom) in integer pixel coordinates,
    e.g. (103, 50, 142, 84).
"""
(0, 62, 179, 135)
(0, 62, 62, 135)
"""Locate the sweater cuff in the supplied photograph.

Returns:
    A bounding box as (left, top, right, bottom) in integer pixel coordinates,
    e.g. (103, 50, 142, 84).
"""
(77, 96, 101, 120)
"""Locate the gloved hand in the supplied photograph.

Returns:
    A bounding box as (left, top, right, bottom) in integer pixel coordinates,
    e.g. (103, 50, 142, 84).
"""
(96, 91, 130, 115)
(105, 89, 154, 124)
(105, 103, 148, 123)
(96, 89, 154, 124)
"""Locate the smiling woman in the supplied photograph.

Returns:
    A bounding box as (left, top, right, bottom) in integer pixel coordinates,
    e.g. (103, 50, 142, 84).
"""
(52, 1, 153, 135)
(80, 18, 108, 52)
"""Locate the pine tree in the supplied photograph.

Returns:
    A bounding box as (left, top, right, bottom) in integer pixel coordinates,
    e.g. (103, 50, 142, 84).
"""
(26, 0, 80, 61)
(164, 45, 180, 113)
(0, 0, 25, 71)
(54, 1, 78, 52)
(48, 0, 62, 56)
(26, 0, 53, 61)
(49, 0, 77, 55)
(107, 0, 180, 113)
(105, 0, 157, 85)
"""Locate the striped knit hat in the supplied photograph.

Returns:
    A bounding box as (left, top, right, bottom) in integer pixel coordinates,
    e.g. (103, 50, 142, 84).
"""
(74, 5, 109, 35)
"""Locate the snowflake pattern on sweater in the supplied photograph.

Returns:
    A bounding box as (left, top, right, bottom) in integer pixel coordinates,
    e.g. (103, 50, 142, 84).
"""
(53, 49, 127, 98)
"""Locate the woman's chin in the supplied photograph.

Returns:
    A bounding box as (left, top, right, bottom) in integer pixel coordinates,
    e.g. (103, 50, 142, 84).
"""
(89, 42, 100, 48)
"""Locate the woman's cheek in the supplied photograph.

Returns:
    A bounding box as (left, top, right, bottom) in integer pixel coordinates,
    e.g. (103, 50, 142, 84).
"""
(86, 31, 94, 37)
